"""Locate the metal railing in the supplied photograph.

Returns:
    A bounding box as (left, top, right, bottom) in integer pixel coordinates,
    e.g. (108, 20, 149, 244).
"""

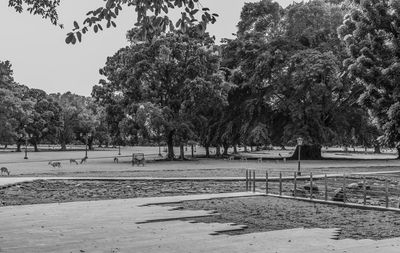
(245, 169, 400, 209)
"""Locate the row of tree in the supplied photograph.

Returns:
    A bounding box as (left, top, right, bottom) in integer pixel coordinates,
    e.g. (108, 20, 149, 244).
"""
(0, 62, 113, 151)
(92, 0, 382, 159)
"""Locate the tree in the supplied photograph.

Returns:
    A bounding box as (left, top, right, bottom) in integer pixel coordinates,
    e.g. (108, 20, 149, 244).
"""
(51, 92, 106, 150)
(93, 29, 228, 159)
(0, 61, 34, 149)
(338, 0, 400, 158)
(24, 89, 62, 151)
(8, 0, 218, 44)
(217, 0, 371, 159)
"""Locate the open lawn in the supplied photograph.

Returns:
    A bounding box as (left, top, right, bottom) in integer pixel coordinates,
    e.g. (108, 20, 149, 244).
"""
(0, 146, 399, 178)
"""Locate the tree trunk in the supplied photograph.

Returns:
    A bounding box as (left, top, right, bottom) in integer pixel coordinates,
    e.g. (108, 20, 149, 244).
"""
(397, 148, 400, 159)
(167, 131, 175, 160)
(180, 143, 185, 160)
(374, 144, 381, 154)
(16, 143, 21, 152)
(290, 144, 322, 160)
(34, 142, 38, 152)
(216, 146, 221, 157)
(244, 146, 248, 152)
(250, 146, 253, 152)
(61, 141, 67, 151)
(280, 145, 286, 150)
(4, 144, 7, 149)
(191, 144, 194, 158)
(233, 145, 237, 154)
(223, 144, 229, 156)
(205, 145, 210, 158)
(88, 139, 94, 151)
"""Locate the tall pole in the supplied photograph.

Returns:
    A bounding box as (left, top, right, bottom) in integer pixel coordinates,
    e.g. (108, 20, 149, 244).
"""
(85, 136, 88, 159)
(297, 144, 301, 176)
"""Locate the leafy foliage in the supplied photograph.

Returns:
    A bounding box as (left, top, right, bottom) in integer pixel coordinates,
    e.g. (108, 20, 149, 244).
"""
(8, 0, 218, 44)
(93, 29, 229, 158)
(338, 0, 400, 152)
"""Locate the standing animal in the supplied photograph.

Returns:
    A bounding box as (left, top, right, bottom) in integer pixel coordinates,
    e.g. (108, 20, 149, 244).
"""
(113, 157, 119, 163)
(70, 159, 79, 165)
(48, 161, 61, 168)
(240, 156, 247, 161)
(228, 156, 235, 161)
(80, 157, 87, 164)
(0, 167, 10, 176)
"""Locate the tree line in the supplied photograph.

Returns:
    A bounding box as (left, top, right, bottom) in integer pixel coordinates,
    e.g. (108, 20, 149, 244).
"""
(92, 0, 383, 159)
(0, 64, 112, 151)
(4, 0, 400, 159)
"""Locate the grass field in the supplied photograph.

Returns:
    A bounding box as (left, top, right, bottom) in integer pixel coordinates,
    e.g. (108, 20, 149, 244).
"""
(0, 146, 399, 178)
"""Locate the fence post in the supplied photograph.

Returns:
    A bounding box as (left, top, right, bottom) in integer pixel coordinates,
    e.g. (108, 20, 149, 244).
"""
(265, 171, 268, 195)
(279, 172, 282, 196)
(253, 170, 256, 193)
(324, 174, 328, 201)
(310, 172, 313, 199)
(343, 174, 346, 203)
(294, 172, 297, 197)
(246, 170, 248, 191)
(385, 178, 389, 208)
(249, 170, 252, 192)
(363, 176, 367, 205)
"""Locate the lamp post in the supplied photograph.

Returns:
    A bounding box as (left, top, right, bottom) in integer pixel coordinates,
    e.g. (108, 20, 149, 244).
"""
(20, 131, 31, 159)
(297, 137, 303, 176)
(81, 133, 91, 159)
(118, 133, 122, 155)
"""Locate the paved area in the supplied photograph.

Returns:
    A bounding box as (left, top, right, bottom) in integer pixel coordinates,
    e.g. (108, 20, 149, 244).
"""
(1, 192, 400, 252)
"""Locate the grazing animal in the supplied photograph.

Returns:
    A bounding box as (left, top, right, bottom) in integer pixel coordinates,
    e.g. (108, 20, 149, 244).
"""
(1, 167, 10, 176)
(228, 156, 235, 161)
(113, 157, 119, 163)
(48, 161, 61, 168)
(80, 157, 87, 164)
(257, 157, 262, 163)
(69, 159, 79, 165)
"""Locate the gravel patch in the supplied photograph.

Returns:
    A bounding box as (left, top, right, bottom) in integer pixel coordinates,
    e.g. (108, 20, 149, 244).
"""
(0, 180, 244, 206)
(176, 196, 400, 240)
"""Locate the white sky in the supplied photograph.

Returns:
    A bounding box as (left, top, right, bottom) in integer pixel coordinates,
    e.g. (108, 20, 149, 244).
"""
(0, 0, 294, 96)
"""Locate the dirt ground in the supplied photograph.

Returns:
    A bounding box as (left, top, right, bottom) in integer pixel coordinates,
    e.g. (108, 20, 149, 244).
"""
(0, 180, 244, 206)
(177, 196, 400, 240)
(2, 178, 400, 241)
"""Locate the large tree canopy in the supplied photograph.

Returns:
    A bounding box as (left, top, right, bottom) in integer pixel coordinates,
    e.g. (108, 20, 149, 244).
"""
(338, 0, 400, 156)
(216, 0, 374, 159)
(93, 29, 230, 159)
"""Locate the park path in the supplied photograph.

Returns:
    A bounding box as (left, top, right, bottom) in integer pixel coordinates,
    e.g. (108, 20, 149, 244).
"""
(1, 192, 400, 252)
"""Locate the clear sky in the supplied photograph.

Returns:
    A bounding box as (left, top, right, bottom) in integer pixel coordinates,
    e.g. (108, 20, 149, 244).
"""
(0, 0, 294, 96)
